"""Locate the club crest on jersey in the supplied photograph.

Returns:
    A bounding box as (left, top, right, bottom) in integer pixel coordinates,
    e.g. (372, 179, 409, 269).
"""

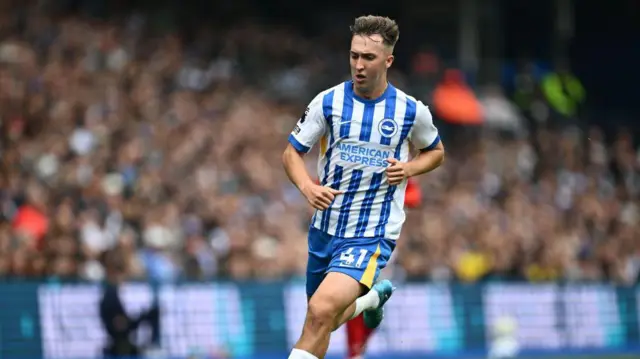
(378, 118, 398, 138)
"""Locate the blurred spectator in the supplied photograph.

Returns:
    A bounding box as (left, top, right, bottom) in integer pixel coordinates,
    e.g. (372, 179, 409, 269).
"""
(511, 60, 550, 127)
(541, 61, 586, 123)
(432, 69, 483, 125)
(477, 85, 527, 136)
(100, 249, 159, 358)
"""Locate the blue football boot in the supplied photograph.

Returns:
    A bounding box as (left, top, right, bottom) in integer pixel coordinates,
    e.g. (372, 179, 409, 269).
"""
(363, 279, 395, 329)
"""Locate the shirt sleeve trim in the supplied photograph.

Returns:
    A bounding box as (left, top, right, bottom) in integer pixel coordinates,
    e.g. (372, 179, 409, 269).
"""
(288, 134, 311, 153)
(419, 135, 441, 152)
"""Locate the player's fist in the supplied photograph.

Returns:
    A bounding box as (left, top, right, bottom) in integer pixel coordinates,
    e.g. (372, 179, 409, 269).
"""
(302, 184, 343, 210)
(386, 158, 408, 186)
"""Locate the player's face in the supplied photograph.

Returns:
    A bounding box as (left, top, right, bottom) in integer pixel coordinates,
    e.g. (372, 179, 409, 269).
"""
(350, 34, 394, 96)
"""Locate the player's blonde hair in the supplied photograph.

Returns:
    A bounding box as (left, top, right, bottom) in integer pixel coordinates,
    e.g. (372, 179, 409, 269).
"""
(350, 15, 400, 49)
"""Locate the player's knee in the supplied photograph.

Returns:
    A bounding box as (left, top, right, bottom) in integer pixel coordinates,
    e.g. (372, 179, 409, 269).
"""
(306, 296, 340, 332)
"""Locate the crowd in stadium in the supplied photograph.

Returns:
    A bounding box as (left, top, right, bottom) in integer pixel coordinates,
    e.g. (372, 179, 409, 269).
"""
(1, 11, 639, 285)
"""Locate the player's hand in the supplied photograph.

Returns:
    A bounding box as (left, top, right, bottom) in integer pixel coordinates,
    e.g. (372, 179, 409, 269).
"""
(386, 158, 409, 186)
(302, 183, 343, 210)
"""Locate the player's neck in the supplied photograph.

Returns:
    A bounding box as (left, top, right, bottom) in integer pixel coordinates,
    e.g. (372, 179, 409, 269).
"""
(353, 80, 388, 100)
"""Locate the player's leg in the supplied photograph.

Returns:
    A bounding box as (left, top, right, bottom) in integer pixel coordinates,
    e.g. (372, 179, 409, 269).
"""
(330, 237, 396, 331)
(289, 236, 395, 359)
(331, 282, 387, 331)
(302, 273, 390, 355)
(292, 271, 364, 358)
(341, 238, 396, 359)
(291, 227, 332, 359)
(291, 227, 354, 359)
(338, 238, 397, 359)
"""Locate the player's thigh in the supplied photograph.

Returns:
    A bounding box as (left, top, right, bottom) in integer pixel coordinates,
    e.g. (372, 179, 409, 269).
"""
(306, 227, 332, 298)
(307, 271, 364, 323)
(328, 236, 396, 289)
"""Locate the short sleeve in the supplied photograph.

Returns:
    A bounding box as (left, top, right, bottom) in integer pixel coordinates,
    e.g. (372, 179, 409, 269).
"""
(288, 93, 328, 153)
(409, 101, 440, 151)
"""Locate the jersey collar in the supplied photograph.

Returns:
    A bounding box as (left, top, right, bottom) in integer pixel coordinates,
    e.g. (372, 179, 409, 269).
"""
(346, 80, 393, 104)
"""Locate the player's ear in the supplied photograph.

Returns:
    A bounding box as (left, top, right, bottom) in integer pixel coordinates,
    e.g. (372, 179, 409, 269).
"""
(386, 54, 394, 69)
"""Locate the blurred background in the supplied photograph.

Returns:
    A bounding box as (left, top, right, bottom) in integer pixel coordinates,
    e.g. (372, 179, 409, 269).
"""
(0, 0, 639, 358)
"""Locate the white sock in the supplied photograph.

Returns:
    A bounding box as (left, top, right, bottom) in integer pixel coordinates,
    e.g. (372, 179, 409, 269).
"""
(349, 289, 380, 320)
(288, 348, 318, 359)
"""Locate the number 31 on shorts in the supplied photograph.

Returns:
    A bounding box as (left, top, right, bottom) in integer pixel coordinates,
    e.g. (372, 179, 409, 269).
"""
(339, 247, 368, 268)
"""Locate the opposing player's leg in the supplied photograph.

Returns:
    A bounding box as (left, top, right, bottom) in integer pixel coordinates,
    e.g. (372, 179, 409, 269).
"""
(346, 314, 375, 359)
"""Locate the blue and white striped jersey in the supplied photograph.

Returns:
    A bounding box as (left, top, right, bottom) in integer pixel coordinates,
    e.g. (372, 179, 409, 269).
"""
(288, 81, 440, 240)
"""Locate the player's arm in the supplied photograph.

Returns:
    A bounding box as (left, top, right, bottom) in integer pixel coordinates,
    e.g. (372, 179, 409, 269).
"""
(282, 97, 342, 210)
(282, 144, 315, 193)
(386, 102, 444, 185)
(405, 102, 444, 177)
